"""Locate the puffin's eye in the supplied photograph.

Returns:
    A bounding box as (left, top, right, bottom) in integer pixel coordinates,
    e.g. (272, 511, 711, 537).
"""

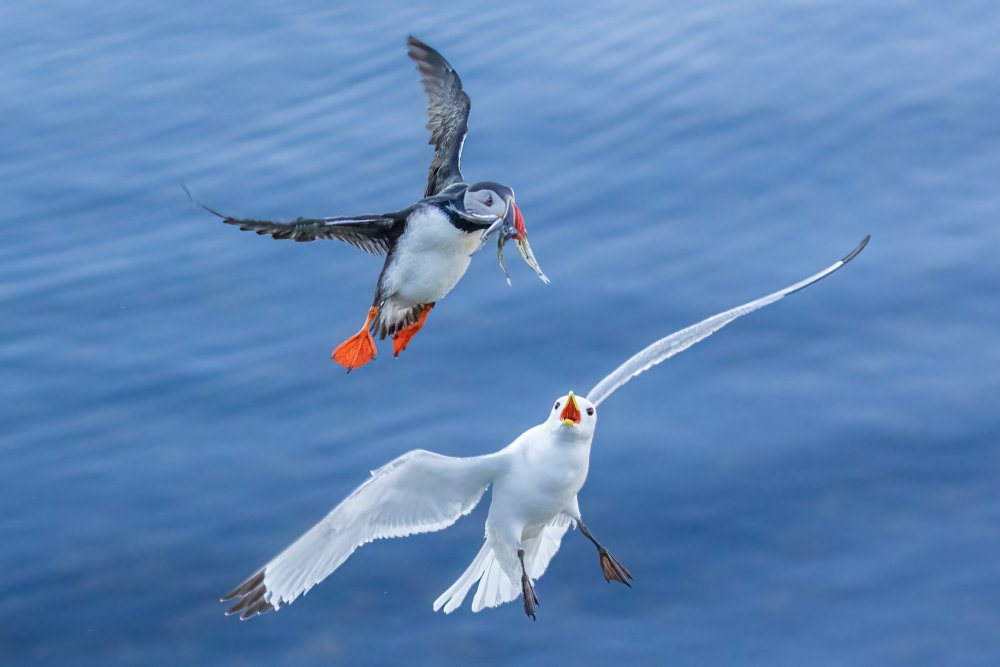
(586, 407, 595, 416)
(554, 402, 560, 411)
(485, 195, 493, 207)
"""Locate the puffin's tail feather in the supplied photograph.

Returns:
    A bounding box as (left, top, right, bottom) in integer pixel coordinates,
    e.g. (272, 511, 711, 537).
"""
(372, 300, 427, 340)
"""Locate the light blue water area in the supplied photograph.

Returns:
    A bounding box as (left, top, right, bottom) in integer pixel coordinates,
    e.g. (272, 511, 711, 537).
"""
(2, 1, 999, 665)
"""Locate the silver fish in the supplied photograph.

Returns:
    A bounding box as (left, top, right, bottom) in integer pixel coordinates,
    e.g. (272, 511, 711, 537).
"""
(495, 222, 548, 286)
(514, 231, 549, 284)
(497, 227, 513, 286)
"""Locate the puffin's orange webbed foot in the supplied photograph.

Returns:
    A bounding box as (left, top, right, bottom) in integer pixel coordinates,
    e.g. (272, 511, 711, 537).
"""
(393, 303, 434, 358)
(332, 306, 379, 372)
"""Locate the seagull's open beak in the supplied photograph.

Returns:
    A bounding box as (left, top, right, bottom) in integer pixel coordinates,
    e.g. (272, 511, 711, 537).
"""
(560, 391, 581, 427)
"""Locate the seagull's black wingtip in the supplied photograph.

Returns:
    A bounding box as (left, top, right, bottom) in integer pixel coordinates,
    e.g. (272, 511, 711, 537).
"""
(841, 235, 871, 265)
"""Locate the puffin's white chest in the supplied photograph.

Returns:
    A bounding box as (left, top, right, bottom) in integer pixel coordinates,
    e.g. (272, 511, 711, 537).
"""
(383, 206, 482, 305)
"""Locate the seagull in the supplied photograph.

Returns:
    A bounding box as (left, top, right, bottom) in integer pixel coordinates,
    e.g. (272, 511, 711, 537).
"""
(188, 37, 547, 371)
(221, 236, 869, 620)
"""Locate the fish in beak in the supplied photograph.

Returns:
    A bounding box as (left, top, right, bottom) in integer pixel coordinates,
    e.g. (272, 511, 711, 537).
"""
(560, 391, 581, 427)
(496, 201, 549, 285)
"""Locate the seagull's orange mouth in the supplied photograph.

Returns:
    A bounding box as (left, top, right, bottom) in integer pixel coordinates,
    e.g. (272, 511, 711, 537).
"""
(560, 392, 581, 426)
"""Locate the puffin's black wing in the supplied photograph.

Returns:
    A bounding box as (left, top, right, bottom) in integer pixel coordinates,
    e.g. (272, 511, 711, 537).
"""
(221, 214, 398, 254)
(407, 36, 471, 198)
(186, 189, 400, 255)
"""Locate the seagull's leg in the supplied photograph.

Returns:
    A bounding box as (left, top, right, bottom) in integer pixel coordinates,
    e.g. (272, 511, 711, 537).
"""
(577, 521, 633, 587)
(518, 548, 539, 621)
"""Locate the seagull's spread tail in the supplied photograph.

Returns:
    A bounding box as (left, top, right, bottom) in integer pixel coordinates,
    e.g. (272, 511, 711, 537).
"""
(434, 542, 491, 613)
(434, 542, 519, 613)
(433, 516, 572, 614)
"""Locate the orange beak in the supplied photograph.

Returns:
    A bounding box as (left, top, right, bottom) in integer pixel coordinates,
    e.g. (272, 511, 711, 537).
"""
(510, 202, 526, 240)
(499, 199, 548, 284)
(560, 391, 581, 426)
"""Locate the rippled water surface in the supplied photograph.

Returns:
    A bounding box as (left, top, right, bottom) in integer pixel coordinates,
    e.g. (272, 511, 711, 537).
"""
(3, 1, 999, 665)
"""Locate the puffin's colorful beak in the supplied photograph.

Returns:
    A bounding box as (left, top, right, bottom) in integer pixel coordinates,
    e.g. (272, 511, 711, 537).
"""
(560, 391, 581, 427)
(506, 201, 549, 284)
(509, 202, 526, 240)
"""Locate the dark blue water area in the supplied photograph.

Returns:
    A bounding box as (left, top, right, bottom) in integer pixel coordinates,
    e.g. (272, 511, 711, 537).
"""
(2, 1, 999, 665)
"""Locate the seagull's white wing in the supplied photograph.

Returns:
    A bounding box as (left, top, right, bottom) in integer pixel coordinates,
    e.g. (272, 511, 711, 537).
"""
(223, 449, 504, 619)
(586, 236, 869, 407)
(526, 513, 574, 580)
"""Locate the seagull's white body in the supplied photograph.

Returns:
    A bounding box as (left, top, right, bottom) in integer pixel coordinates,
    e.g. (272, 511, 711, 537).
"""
(226, 397, 597, 619)
(222, 236, 869, 620)
(435, 411, 594, 613)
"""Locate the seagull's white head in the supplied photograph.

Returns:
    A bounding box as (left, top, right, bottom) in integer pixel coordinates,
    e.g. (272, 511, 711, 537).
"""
(546, 391, 597, 439)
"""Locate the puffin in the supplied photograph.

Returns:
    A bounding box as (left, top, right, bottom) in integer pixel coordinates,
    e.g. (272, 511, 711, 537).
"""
(221, 236, 869, 620)
(190, 37, 547, 371)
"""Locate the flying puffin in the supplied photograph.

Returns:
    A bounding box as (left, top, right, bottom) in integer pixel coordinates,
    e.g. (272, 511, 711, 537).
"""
(221, 236, 869, 620)
(190, 37, 547, 371)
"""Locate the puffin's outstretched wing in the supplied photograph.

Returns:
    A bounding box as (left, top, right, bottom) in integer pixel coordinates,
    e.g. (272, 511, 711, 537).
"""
(586, 236, 870, 407)
(186, 188, 400, 255)
(217, 213, 398, 254)
(222, 449, 503, 620)
(407, 36, 471, 197)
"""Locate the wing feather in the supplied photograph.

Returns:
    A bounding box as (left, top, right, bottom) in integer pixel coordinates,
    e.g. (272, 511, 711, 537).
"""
(185, 187, 399, 255)
(526, 514, 573, 580)
(586, 236, 870, 407)
(407, 36, 471, 197)
(223, 215, 396, 254)
(222, 449, 502, 619)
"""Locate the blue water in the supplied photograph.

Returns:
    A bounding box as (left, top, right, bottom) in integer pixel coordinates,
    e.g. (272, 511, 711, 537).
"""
(3, 1, 999, 665)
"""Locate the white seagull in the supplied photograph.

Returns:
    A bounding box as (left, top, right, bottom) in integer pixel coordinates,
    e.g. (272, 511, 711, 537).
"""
(222, 236, 869, 620)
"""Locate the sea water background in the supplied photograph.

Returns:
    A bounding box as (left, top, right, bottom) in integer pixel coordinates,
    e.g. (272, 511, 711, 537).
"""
(2, 1, 999, 665)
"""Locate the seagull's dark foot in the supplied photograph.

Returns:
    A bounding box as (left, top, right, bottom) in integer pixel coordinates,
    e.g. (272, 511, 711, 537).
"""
(577, 521, 633, 588)
(521, 571, 540, 620)
(598, 548, 633, 587)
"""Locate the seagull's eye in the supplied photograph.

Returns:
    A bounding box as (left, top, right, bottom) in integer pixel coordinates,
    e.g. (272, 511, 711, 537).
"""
(586, 407, 595, 416)
(485, 195, 493, 207)
(554, 402, 560, 411)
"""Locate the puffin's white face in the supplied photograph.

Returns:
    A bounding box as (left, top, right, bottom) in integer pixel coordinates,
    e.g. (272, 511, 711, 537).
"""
(463, 187, 509, 219)
(547, 391, 597, 439)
